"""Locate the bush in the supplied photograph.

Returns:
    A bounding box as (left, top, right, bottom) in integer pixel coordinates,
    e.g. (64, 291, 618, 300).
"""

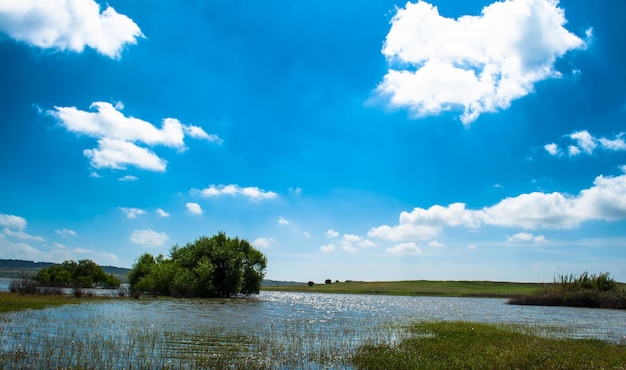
(9, 275, 39, 294)
(308, 281, 314, 287)
(325, 279, 332, 284)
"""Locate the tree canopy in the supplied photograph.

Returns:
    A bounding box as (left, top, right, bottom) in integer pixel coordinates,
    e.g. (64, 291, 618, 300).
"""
(33, 259, 121, 288)
(128, 232, 267, 298)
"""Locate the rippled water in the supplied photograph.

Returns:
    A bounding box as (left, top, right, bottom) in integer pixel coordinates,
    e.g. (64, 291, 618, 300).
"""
(1, 291, 625, 368)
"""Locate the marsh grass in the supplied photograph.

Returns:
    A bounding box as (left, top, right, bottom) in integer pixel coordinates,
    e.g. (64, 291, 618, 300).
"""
(0, 291, 109, 313)
(0, 298, 405, 369)
(352, 321, 626, 369)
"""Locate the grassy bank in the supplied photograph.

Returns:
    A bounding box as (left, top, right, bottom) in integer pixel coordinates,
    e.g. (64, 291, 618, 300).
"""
(263, 280, 542, 298)
(0, 291, 115, 313)
(352, 321, 626, 369)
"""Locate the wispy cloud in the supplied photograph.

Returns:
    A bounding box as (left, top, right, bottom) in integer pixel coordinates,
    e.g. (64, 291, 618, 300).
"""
(0, 213, 44, 242)
(129, 229, 169, 248)
(376, 0, 586, 124)
(119, 175, 138, 182)
(385, 242, 421, 255)
(119, 207, 146, 219)
(55, 228, 77, 237)
(0, 0, 143, 58)
(199, 184, 277, 200)
(507, 232, 546, 243)
(156, 208, 170, 218)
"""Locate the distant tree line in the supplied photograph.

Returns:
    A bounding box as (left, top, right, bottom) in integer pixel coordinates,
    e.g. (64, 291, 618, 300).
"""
(128, 232, 267, 298)
(33, 259, 121, 289)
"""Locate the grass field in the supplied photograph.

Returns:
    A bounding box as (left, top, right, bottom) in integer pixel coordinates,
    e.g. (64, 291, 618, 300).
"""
(262, 280, 543, 298)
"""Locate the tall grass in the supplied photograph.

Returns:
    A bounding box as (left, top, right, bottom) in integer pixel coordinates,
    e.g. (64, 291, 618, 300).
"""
(509, 272, 626, 309)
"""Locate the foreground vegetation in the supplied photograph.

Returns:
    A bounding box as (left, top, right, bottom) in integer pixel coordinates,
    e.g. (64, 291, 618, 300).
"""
(352, 321, 626, 369)
(509, 272, 626, 309)
(263, 279, 543, 297)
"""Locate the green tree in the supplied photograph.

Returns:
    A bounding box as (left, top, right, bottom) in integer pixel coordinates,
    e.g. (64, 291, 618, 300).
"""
(128, 232, 267, 298)
(33, 259, 120, 288)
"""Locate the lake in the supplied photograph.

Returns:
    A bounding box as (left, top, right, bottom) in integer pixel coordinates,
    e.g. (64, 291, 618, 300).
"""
(1, 287, 625, 368)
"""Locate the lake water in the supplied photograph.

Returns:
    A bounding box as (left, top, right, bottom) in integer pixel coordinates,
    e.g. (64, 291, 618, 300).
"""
(1, 285, 626, 368)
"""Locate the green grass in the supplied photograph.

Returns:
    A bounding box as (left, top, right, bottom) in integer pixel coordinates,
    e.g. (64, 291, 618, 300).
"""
(0, 291, 115, 313)
(352, 321, 626, 369)
(263, 280, 542, 297)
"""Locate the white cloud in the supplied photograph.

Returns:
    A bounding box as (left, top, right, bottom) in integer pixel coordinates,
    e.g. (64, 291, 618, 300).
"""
(129, 229, 169, 248)
(49, 102, 220, 172)
(507, 232, 546, 243)
(278, 217, 290, 226)
(326, 229, 340, 238)
(185, 202, 203, 215)
(385, 242, 422, 255)
(3, 227, 45, 242)
(199, 184, 277, 201)
(55, 228, 77, 237)
(252, 237, 274, 249)
(368, 203, 478, 241)
(0, 0, 143, 58)
(119, 207, 146, 219)
(369, 170, 626, 239)
(84, 138, 167, 172)
(303, 231, 311, 238)
(0, 213, 44, 241)
(568, 144, 581, 156)
(427, 240, 445, 248)
(320, 244, 336, 253)
(119, 175, 138, 182)
(544, 143, 559, 156)
(0, 213, 27, 230)
(377, 0, 586, 124)
(544, 130, 626, 158)
(570, 130, 597, 154)
(156, 208, 170, 217)
(599, 136, 626, 151)
(183, 125, 223, 144)
(341, 234, 376, 251)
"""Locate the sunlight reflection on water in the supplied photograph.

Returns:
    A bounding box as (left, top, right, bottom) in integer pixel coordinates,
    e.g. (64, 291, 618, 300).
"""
(1, 291, 625, 368)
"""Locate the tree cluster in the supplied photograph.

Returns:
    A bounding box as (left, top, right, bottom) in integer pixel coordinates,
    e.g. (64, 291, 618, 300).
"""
(128, 232, 267, 298)
(33, 259, 121, 288)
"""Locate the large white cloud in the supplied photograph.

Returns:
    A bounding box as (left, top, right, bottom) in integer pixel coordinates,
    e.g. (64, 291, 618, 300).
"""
(0, 0, 143, 58)
(199, 184, 277, 201)
(377, 0, 586, 124)
(49, 102, 221, 172)
(370, 170, 626, 242)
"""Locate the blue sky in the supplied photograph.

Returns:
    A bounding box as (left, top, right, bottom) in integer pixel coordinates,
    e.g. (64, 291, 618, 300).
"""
(1, 0, 625, 282)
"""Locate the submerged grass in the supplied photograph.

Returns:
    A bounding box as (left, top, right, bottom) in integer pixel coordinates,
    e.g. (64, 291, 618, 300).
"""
(264, 280, 542, 297)
(352, 321, 626, 369)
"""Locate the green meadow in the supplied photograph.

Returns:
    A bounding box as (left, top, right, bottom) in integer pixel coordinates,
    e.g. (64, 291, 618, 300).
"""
(262, 279, 543, 297)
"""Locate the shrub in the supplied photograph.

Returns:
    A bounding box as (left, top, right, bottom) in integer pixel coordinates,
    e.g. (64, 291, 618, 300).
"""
(9, 275, 39, 294)
(308, 281, 314, 287)
(325, 279, 332, 284)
